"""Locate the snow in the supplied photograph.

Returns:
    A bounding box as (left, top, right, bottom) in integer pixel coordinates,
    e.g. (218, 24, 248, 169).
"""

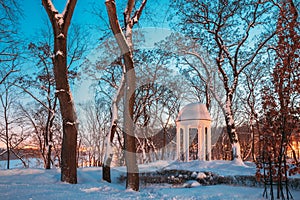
(56, 50, 64, 57)
(191, 171, 198, 178)
(57, 33, 65, 39)
(163, 160, 255, 176)
(55, 14, 64, 26)
(66, 121, 76, 126)
(183, 180, 201, 188)
(176, 102, 211, 121)
(1, 159, 300, 200)
(55, 89, 66, 95)
(197, 172, 207, 179)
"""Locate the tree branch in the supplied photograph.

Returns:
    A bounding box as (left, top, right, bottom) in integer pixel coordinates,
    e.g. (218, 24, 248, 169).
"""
(131, 0, 147, 26)
(0, 69, 18, 84)
(124, 0, 135, 26)
(41, 0, 58, 22)
(62, 0, 78, 33)
(105, 0, 130, 55)
(238, 30, 277, 74)
(12, 83, 51, 111)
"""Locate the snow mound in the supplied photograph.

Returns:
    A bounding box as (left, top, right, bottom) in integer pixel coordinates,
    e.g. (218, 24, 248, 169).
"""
(183, 180, 201, 188)
(1, 160, 300, 199)
(197, 172, 207, 179)
(80, 187, 101, 193)
(164, 160, 256, 176)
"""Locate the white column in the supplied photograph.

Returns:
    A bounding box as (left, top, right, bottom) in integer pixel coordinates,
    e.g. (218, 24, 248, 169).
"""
(184, 126, 189, 162)
(208, 125, 212, 161)
(202, 125, 206, 160)
(176, 125, 181, 160)
(197, 124, 202, 160)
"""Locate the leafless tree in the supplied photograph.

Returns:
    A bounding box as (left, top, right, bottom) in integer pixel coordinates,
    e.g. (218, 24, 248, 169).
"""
(42, 0, 79, 184)
(171, 0, 277, 161)
(78, 100, 110, 167)
(0, 78, 28, 169)
(132, 49, 182, 162)
(0, 0, 20, 84)
(14, 21, 86, 169)
(256, 1, 299, 199)
(105, 0, 147, 191)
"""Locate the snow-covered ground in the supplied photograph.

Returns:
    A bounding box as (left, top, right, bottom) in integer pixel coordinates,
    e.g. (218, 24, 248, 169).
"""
(0, 158, 44, 169)
(0, 159, 299, 200)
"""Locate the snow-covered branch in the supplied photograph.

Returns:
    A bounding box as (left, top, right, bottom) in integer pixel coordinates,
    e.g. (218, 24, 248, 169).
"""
(105, 0, 131, 55)
(62, 0, 77, 33)
(131, 0, 147, 25)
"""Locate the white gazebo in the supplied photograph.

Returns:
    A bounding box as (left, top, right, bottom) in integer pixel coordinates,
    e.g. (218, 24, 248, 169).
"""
(176, 102, 212, 162)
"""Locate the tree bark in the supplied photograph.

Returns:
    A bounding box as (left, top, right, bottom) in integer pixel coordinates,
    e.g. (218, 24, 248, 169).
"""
(105, 0, 147, 191)
(103, 73, 125, 183)
(123, 58, 139, 190)
(0, 87, 10, 169)
(42, 0, 78, 184)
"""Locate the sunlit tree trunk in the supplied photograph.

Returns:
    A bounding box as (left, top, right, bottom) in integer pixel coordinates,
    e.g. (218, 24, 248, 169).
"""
(105, 0, 147, 191)
(42, 0, 78, 184)
(103, 73, 124, 182)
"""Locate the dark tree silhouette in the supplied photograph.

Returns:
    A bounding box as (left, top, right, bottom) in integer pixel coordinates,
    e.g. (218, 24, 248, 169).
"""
(256, 0, 300, 199)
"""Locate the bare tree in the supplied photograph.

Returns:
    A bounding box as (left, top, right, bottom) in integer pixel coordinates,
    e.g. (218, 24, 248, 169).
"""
(16, 21, 86, 169)
(84, 45, 125, 182)
(132, 49, 182, 162)
(24, 42, 58, 169)
(105, 0, 147, 191)
(18, 102, 61, 169)
(42, 0, 78, 184)
(102, 65, 125, 182)
(171, 0, 277, 161)
(0, 0, 20, 84)
(256, 1, 299, 199)
(0, 78, 27, 169)
(78, 100, 110, 168)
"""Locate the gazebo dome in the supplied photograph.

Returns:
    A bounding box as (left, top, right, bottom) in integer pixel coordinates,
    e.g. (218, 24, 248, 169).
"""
(176, 102, 211, 122)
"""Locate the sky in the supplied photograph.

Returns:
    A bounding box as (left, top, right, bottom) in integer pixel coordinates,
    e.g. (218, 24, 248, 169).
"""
(0, 0, 173, 148)
(20, 0, 101, 37)
(19, 1, 104, 104)
(18, 0, 173, 104)
(20, 0, 171, 44)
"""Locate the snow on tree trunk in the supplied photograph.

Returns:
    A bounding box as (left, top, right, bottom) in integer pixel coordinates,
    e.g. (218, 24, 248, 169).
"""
(224, 97, 242, 162)
(42, 0, 78, 184)
(103, 73, 125, 183)
(105, 0, 147, 191)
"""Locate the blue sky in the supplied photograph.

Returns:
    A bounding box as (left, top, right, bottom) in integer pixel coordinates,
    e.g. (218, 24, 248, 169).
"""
(18, 1, 172, 103)
(20, 0, 104, 39)
(19, 1, 171, 39)
(19, 1, 101, 103)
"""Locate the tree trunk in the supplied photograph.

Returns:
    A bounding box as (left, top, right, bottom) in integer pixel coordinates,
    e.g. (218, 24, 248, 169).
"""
(224, 97, 242, 161)
(105, 0, 147, 191)
(54, 34, 78, 184)
(45, 144, 52, 169)
(103, 73, 124, 183)
(102, 124, 116, 183)
(42, 0, 78, 184)
(6, 143, 9, 169)
(123, 63, 139, 190)
(3, 95, 10, 169)
(45, 95, 57, 169)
